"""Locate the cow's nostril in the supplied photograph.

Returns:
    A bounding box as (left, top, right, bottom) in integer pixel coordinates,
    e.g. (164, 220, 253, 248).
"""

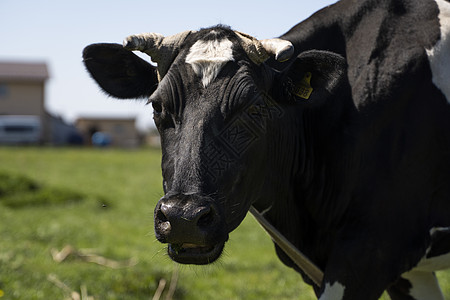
(160, 221, 171, 233)
(197, 206, 216, 227)
(157, 204, 169, 222)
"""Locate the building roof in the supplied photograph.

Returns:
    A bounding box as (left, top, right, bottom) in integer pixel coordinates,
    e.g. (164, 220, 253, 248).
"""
(0, 61, 49, 81)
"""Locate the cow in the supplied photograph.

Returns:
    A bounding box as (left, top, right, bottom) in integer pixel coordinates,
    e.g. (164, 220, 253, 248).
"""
(82, 0, 450, 298)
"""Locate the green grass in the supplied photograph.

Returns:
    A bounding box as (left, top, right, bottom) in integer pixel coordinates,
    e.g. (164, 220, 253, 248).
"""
(0, 171, 89, 208)
(0, 147, 313, 299)
(0, 147, 448, 299)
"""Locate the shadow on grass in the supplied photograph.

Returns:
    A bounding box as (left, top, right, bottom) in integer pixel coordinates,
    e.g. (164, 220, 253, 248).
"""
(0, 171, 108, 208)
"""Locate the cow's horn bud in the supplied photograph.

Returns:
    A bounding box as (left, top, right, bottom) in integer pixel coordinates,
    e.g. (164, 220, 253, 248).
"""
(123, 33, 165, 61)
(235, 31, 270, 65)
(235, 31, 294, 64)
(261, 39, 294, 63)
(123, 31, 193, 80)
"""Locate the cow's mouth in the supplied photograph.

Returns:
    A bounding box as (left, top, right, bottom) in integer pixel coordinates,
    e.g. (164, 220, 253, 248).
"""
(168, 242, 225, 265)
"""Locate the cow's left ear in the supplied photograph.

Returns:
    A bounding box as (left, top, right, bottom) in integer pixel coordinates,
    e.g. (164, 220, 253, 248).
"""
(276, 50, 348, 105)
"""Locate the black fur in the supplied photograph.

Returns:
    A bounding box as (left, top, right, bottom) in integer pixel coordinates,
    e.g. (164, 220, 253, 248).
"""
(83, 43, 158, 99)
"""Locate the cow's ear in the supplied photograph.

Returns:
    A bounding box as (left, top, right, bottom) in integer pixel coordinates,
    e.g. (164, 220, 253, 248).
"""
(277, 50, 348, 105)
(83, 43, 158, 99)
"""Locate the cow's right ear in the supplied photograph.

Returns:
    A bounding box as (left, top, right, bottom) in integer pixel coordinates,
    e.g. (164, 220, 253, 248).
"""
(276, 50, 348, 106)
(83, 43, 158, 99)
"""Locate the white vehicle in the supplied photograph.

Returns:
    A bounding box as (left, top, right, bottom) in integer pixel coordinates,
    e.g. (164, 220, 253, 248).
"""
(0, 115, 42, 144)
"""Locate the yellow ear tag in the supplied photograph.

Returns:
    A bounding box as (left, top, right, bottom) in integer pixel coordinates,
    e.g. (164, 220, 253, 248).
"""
(293, 72, 313, 100)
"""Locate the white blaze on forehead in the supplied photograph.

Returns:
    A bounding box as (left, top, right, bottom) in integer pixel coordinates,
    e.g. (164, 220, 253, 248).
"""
(185, 38, 234, 87)
(318, 281, 345, 300)
(427, 0, 450, 104)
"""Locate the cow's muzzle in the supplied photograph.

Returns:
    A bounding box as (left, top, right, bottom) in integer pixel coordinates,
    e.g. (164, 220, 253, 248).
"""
(154, 194, 228, 264)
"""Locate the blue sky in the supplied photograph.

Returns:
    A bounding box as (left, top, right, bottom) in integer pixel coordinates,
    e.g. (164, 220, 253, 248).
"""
(0, 0, 337, 130)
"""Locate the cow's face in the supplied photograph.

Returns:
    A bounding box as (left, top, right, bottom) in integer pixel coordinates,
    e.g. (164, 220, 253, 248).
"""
(146, 29, 287, 264)
(83, 26, 347, 265)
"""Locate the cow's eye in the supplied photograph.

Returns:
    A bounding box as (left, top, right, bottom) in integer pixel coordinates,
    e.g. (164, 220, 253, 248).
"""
(152, 101, 163, 115)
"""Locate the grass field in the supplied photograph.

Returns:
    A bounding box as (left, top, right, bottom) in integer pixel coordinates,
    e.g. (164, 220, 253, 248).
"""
(0, 147, 449, 299)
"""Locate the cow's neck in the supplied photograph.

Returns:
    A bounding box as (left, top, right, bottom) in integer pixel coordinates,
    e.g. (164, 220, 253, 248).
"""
(252, 101, 356, 269)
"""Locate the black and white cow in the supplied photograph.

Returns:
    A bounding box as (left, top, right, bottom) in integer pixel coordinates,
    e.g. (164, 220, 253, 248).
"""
(82, 0, 450, 298)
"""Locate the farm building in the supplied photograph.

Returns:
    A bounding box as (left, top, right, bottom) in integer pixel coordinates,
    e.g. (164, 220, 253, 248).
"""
(75, 117, 141, 148)
(0, 61, 50, 143)
(0, 61, 82, 145)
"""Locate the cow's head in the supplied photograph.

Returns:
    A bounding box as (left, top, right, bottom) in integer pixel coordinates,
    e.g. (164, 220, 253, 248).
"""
(83, 25, 347, 265)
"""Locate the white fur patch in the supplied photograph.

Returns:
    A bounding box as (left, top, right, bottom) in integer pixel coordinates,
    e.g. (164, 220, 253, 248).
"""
(427, 0, 450, 104)
(185, 38, 234, 87)
(399, 227, 449, 299)
(318, 281, 345, 300)
(412, 227, 450, 272)
(401, 271, 444, 300)
(415, 248, 450, 272)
